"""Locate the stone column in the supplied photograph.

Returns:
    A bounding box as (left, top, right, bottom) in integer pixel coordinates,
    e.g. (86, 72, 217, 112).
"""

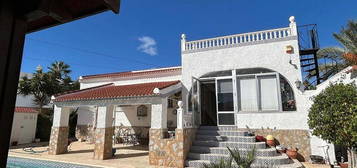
(93, 105, 114, 160)
(149, 97, 168, 165)
(49, 105, 70, 155)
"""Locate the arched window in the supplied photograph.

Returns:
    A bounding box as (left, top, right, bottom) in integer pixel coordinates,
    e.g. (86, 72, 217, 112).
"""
(137, 105, 148, 117)
(280, 75, 296, 111)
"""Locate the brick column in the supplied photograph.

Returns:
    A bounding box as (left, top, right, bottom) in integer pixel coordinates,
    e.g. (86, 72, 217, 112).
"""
(49, 106, 70, 155)
(93, 105, 114, 160)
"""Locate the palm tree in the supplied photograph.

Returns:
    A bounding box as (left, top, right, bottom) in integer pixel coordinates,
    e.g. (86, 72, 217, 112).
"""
(18, 68, 53, 113)
(316, 20, 357, 81)
(18, 61, 78, 113)
(48, 61, 79, 93)
(48, 61, 71, 80)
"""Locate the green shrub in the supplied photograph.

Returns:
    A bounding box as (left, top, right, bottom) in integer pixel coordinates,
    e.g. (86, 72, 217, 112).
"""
(308, 83, 357, 165)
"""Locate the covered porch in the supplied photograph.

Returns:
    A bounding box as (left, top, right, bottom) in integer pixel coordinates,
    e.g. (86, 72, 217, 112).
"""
(49, 81, 181, 160)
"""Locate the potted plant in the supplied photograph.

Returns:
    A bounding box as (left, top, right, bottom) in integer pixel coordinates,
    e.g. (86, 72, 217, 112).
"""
(339, 157, 348, 168)
(286, 147, 298, 159)
(266, 135, 275, 147)
(276, 145, 286, 153)
(255, 135, 265, 142)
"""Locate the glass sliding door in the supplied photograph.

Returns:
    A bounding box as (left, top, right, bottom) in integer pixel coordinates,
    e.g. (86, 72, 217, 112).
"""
(237, 73, 281, 112)
(216, 78, 235, 125)
(238, 76, 258, 112)
(258, 75, 279, 111)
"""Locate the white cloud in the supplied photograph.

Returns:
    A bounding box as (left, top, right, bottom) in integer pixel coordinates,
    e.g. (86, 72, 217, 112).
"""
(137, 36, 158, 56)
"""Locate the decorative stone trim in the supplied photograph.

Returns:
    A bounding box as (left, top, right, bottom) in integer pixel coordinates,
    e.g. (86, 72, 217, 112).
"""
(149, 128, 197, 168)
(242, 128, 311, 161)
(93, 127, 114, 160)
(48, 126, 69, 155)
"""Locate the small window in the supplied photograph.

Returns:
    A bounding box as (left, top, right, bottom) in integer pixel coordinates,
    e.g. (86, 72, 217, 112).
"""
(137, 105, 148, 117)
(168, 99, 174, 108)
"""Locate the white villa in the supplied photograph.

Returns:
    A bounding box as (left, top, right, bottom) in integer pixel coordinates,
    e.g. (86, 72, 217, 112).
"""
(50, 16, 357, 167)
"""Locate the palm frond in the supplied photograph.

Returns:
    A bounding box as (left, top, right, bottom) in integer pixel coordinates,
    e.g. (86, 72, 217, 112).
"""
(202, 158, 233, 168)
(333, 20, 357, 55)
(228, 147, 255, 168)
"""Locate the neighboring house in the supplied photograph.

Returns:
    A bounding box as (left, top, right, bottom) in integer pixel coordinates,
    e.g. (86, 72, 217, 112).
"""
(10, 72, 38, 145)
(49, 16, 357, 167)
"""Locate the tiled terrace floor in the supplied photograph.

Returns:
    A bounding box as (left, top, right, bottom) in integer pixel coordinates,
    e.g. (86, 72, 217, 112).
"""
(8, 141, 152, 168)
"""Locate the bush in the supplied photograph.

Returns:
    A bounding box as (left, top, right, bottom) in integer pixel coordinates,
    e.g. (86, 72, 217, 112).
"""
(308, 83, 357, 165)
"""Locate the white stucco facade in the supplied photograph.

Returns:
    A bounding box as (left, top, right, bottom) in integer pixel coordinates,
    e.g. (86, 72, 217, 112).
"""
(10, 72, 38, 145)
(66, 16, 357, 163)
(10, 112, 38, 145)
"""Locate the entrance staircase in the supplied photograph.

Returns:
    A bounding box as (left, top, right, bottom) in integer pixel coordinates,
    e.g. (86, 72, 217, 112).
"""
(185, 126, 303, 168)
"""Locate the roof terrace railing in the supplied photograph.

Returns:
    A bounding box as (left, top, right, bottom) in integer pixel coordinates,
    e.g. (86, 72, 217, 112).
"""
(181, 16, 298, 52)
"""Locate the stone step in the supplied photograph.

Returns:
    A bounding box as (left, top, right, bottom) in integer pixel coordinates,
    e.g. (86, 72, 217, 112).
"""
(196, 130, 247, 136)
(185, 157, 302, 168)
(187, 153, 290, 165)
(192, 140, 266, 149)
(199, 126, 240, 131)
(190, 146, 278, 157)
(195, 134, 256, 142)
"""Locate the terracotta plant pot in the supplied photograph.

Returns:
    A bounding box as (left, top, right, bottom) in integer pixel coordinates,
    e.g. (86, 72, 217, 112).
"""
(286, 148, 298, 159)
(339, 163, 348, 168)
(255, 135, 266, 142)
(266, 135, 275, 147)
(266, 140, 275, 147)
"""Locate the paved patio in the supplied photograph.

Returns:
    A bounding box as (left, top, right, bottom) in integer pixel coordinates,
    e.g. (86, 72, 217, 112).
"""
(8, 141, 152, 168)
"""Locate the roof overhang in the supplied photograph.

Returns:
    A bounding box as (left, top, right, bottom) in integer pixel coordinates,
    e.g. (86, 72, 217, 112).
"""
(19, 0, 120, 33)
(54, 81, 182, 107)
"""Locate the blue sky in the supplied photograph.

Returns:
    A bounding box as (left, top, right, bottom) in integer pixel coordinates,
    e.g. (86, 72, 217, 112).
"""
(22, 0, 357, 79)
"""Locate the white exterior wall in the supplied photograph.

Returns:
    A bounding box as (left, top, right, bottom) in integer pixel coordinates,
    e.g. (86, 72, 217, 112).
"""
(77, 105, 177, 128)
(15, 95, 36, 107)
(10, 112, 38, 144)
(182, 37, 308, 129)
(80, 74, 181, 89)
(77, 106, 96, 126)
(115, 105, 151, 127)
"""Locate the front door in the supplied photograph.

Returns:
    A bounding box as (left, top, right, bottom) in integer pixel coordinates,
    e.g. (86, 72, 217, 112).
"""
(200, 81, 217, 126)
(216, 78, 235, 125)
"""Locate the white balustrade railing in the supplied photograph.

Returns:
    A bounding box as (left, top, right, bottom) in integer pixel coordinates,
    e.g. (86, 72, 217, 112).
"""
(183, 27, 291, 51)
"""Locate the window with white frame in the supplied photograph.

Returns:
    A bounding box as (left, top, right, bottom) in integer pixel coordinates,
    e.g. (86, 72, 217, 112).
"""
(237, 73, 280, 112)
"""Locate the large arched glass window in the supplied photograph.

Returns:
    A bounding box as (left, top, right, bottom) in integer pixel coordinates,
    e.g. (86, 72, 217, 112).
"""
(280, 75, 296, 111)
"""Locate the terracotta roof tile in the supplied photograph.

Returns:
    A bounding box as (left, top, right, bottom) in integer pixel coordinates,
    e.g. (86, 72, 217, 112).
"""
(82, 67, 181, 80)
(55, 81, 180, 102)
(15, 107, 38, 113)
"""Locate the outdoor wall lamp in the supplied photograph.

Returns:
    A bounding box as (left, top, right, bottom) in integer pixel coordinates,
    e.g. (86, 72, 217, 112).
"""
(295, 80, 303, 90)
(285, 45, 294, 54)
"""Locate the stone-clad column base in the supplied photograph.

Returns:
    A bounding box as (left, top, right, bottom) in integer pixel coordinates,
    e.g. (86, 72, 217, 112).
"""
(93, 127, 113, 160)
(48, 126, 69, 155)
(149, 128, 197, 168)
